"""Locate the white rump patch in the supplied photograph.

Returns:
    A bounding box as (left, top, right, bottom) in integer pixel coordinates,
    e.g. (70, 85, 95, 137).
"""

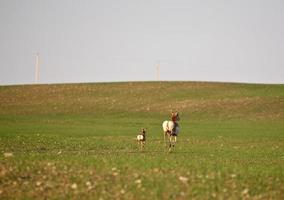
(137, 135, 144, 141)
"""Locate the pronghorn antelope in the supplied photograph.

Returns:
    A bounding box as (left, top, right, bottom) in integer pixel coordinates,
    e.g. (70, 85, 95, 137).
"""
(137, 128, 146, 150)
(162, 112, 180, 152)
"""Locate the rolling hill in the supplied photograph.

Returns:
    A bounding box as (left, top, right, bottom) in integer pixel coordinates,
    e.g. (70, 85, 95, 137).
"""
(0, 81, 283, 199)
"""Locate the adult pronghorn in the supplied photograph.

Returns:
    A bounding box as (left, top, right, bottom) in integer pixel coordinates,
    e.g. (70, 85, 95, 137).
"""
(162, 112, 180, 152)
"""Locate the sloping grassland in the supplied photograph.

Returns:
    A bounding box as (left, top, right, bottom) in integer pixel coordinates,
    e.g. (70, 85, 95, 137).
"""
(0, 81, 283, 199)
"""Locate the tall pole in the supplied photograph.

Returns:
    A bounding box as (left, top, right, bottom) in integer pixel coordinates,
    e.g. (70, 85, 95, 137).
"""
(35, 53, 39, 84)
(155, 63, 160, 81)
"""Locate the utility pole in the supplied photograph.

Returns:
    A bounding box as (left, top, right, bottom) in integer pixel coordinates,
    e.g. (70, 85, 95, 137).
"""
(35, 53, 39, 84)
(155, 63, 160, 81)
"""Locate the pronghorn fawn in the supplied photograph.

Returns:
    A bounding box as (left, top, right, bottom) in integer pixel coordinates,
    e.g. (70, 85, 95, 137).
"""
(137, 128, 146, 151)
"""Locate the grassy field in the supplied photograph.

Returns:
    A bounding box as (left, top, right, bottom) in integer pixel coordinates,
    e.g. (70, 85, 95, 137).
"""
(0, 81, 283, 199)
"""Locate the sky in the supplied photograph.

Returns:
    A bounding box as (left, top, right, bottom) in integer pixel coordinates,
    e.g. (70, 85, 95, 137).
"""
(0, 0, 284, 85)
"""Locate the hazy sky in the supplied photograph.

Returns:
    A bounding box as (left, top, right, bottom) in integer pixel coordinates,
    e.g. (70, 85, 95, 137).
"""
(0, 0, 284, 85)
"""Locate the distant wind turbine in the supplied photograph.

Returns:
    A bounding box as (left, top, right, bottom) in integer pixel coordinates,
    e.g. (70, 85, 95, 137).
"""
(35, 53, 39, 84)
(155, 63, 160, 81)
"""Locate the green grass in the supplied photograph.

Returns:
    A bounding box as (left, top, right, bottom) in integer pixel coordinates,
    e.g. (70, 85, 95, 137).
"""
(0, 81, 283, 199)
